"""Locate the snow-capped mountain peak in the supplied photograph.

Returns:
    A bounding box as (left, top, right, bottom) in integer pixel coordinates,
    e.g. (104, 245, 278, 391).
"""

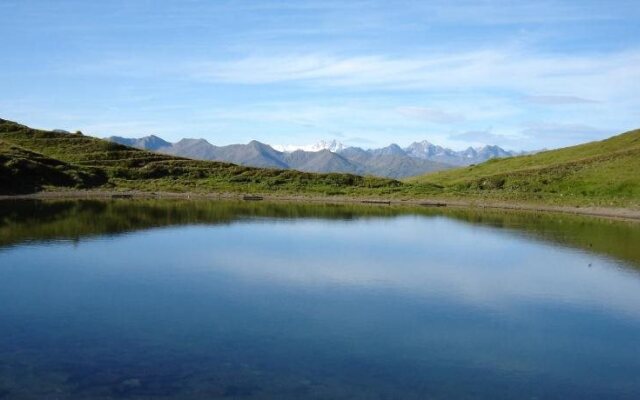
(273, 139, 346, 153)
(310, 139, 345, 152)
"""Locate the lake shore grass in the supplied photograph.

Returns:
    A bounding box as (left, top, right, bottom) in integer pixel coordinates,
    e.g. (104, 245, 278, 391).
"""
(2, 189, 639, 222)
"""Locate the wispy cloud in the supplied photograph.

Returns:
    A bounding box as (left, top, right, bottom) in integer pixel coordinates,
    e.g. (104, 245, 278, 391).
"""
(345, 136, 376, 145)
(522, 95, 598, 105)
(520, 123, 610, 141)
(407, 1, 634, 25)
(449, 123, 613, 149)
(184, 49, 640, 98)
(4, 0, 639, 150)
(397, 106, 465, 124)
(449, 129, 517, 144)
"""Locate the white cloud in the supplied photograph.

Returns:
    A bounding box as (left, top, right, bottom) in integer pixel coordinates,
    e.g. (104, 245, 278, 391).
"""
(397, 106, 466, 123)
(520, 123, 610, 141)
(522, 95, 598, 105)
(449, 129, 518, 144)
(185, 49, 640, 100)
(46, 46, 640, 149)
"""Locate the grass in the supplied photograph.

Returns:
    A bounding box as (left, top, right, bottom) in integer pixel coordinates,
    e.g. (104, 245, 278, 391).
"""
(0, 118, 401, 196)
(1, 117, 639, 208)
(407, 128, 640, 207)
(0, 139, 107, 194)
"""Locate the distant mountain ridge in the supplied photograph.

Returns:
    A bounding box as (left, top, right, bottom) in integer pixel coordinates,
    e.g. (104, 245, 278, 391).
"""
(403, 140, 518, 166)
(0, 117, 400, 196)
(3, 117, 639, 207)
(108, 135, 172, 151)
(106, 135, 520, 178)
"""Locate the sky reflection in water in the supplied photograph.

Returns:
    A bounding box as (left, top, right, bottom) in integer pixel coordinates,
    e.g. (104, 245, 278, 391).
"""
(0, 200, 639, 399)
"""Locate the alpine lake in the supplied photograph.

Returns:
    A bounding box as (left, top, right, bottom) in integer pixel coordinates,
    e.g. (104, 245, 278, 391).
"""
(1, 199, 639, 399)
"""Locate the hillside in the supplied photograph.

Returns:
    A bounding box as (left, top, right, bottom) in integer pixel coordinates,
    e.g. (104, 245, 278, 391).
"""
(409, 128, 640, 206)
(2, 118, 639, 209)
(0, 140, 107, 194)
(0, 118, 400, 196)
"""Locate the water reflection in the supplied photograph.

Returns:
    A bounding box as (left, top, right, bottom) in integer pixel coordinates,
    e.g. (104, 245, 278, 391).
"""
(1, 199, 639, 268)
(0, 199, 639, 399)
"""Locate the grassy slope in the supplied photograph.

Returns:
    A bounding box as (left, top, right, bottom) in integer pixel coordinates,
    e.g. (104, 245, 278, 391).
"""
(408, 128, 640, 207)
(1, 117, 639, 208)
(0, 118, 401, 196)
(0, 140, 108, 194)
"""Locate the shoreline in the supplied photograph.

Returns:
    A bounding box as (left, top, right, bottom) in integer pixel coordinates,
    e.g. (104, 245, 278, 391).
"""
(1, 190, 639, 222)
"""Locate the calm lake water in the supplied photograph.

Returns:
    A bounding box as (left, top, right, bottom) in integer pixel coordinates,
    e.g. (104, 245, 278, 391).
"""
(1, 200, 640, 399)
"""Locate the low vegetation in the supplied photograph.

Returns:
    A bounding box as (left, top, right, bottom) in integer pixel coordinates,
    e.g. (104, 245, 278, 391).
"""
(407, 128, 640, 207)
(1, 118, 639, 208)
(0, 140, 107, 194)
(0, 118, 401, 196)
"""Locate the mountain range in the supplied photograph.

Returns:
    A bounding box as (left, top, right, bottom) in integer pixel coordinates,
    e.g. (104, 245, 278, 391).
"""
(106, 135, 521, 178)
(3, 117, 639, 208)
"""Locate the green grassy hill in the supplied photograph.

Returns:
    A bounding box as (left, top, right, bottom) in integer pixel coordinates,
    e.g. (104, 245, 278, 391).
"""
(0, 118, 400, 195)
(0, 140, 108, 194)
(408, 128, 640, 206)
(1, 117, 638, 208)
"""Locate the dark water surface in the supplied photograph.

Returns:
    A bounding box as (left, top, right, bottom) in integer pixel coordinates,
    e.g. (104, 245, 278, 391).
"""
(1, 199, 640, 399)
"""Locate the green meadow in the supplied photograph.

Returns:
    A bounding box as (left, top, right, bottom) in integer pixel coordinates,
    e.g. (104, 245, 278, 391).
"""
(1, 118, 639, 208)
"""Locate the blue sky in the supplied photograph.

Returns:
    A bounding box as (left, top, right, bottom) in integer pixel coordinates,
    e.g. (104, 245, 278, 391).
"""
(1, 0, 639, 150)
